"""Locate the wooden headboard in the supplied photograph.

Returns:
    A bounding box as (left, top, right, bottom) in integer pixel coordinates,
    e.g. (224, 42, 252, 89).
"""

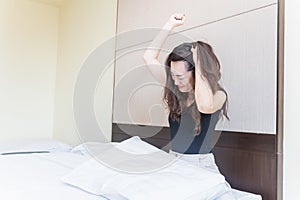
(112, 123, 277, 200)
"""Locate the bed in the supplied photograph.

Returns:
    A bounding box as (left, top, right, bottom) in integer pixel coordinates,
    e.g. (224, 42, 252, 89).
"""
(0, 137, 262, 200)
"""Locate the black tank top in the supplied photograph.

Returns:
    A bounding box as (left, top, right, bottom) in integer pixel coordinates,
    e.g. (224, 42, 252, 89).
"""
(169, 102, 222, 154)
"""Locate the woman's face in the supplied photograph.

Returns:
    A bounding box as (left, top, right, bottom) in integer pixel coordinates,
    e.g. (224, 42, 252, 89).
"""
(170, 61, 193, 93)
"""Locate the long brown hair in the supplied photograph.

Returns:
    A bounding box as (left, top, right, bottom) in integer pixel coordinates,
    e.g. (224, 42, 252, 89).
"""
(163, 41, 229, 135)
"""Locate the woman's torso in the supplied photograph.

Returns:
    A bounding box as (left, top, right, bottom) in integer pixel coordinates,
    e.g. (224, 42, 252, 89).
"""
(169, 102, 222, 154)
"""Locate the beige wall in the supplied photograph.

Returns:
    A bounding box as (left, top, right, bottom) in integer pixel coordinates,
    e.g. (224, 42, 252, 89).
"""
(283, 1, 300, 199)
(0, 0, 118, 145)
(0, 0, 59, 140)
(53, 0, 117, 146)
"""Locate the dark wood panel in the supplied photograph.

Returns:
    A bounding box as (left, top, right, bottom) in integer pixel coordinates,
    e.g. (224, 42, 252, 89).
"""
(112, 123, 276, 200)
(213, 147, 276, 200)
(215, 131, 275, 153)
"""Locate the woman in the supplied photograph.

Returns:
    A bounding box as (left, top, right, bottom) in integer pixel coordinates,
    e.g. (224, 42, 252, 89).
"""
(144, 13, 228, 165)
(143, 14, 234, 199)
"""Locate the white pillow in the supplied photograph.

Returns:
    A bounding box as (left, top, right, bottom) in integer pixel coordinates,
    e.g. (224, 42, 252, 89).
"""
(0, 138, 72, 155)
(62, 136, 226, 199)
(116, 136, 160, 154)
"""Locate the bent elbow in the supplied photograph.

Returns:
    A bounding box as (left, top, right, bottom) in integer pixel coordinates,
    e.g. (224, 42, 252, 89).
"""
(143, 50, 159, 64)
(197, 104, 215, 114)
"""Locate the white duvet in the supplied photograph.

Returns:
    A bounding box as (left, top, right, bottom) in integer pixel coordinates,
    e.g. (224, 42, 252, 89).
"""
(0, 137, 261, 200)
(0, 152, 108, 200)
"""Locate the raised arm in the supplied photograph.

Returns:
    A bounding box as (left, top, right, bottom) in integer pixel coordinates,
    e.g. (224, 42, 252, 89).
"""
(143, 13, 186, 85)
(191, 45, 226, 114)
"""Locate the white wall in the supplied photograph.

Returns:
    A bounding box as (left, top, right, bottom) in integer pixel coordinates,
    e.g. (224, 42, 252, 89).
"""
(283, 1, 300, 199)
(0, 0, 59, 140)
(53, 0, 117, 146)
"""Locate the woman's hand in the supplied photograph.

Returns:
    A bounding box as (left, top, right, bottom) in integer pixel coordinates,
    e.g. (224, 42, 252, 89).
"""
(165, 13, 186, 29)
(191, 43, 201, 71)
